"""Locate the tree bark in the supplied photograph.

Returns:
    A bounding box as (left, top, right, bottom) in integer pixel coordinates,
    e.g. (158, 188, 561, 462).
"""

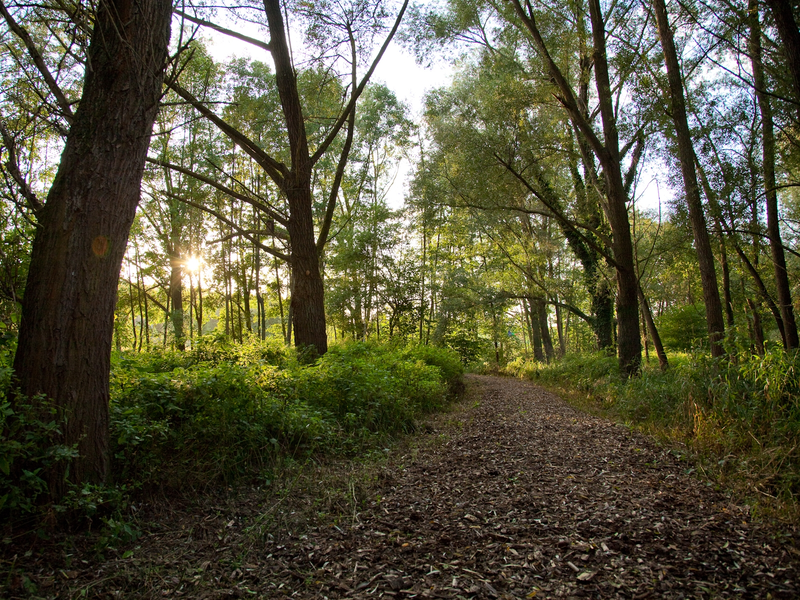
(750, 0, 799, 350)
(169, 255, 185, 350)
(637, 285, 668, 370)
(764, 0, 800, 122)
(653, 0, 726, 357)
(587, 0, 642, 374)
(507, 0, 641, 374)
(264, 0, 327, 357)
(529, 299, 544, 362)
(12, 0, 171, 495)
(538, 300, 555, 362)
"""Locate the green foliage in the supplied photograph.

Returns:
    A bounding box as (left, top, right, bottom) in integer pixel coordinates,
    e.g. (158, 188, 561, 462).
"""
(108, 340, 462, 489)
(0, 396, 78, 517)
(1, 339, 461, 527)
(656, 304, 708, 350)
(506, 351, 618, 391)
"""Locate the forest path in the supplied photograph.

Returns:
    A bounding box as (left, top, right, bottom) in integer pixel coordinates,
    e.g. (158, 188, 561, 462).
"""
(254, 374, 799, 598)
(24, 375, 799, 599)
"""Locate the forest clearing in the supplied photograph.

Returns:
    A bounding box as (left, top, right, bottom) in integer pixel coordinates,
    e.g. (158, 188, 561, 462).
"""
(3, 0, 800, 597)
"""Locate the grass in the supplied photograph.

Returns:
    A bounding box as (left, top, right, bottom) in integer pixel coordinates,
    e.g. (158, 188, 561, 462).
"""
(506, 349, 800, 522)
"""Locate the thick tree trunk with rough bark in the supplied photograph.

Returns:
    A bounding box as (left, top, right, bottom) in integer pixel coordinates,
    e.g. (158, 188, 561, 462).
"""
(286, 184, 328, 355)
(12, 0, 172, 496)
(750, 0, 799, 350)
(653, 0, 725, 357)
(265, 0, 328, 357)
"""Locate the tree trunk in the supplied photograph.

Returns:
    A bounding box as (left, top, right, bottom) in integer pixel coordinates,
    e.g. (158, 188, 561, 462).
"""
(265, 0, 327, 357)
(169, 253, 184, 350)
(653, 0, 725, 357)
(747, 297, 766, 356)
(529, 299, 544, 362)
(764, 0, 800, 122)
(538, 301, 555, 362)
(637, 285, 668, 371)
(750, 0, 799, 350)
(587, 0, 642, 374)
(12, 0, 171, 496)
(286, 186, 327, 355)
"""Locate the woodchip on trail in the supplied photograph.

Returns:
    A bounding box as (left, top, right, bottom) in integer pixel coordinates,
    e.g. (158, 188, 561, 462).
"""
(260, 374, 799, 599)
(18, 374, 799, 599)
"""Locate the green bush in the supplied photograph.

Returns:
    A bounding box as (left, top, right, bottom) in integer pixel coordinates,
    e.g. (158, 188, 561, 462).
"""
(108, 340, 462, 490)
(0, 395, 78, 517)
(656, 304, 707, 350)
(2, 339, 462, 523)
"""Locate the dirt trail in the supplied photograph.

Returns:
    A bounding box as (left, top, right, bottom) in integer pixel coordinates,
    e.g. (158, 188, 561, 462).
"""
(9, 375, 800, 598)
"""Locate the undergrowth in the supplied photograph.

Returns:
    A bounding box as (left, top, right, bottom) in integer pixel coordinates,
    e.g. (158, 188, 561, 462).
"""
(506, 349, 800, 521)
(1, 338, 463, 534)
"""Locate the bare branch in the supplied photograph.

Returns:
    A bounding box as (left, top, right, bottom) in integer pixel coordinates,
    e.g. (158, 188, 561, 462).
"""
(168, 81, 288, 185)
(147, 157, 289, 227)
(167, 192, 290, 263)
(0, 121, 42, 212)
(175, 9, 273, 53)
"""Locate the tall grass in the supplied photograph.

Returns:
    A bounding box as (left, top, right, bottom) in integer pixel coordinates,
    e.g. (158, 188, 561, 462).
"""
(507, 350, 800, 517)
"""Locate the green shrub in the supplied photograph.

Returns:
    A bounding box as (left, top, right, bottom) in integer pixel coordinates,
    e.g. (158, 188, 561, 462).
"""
(108, 339, 462, 490)
(656, 304, 707, 350)
(0, 395, 78, 517)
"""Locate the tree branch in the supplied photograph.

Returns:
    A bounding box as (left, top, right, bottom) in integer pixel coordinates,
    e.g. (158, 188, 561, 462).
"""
(167, 192, 290, 262)
(147, 157, 289, 227)
(174, 9, 273, 53)
(168, 81, 288, 185)
(0, 0, 74, 124)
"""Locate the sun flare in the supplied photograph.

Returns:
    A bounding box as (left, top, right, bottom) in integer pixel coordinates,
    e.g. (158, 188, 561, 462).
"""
(186, 256, 201, 272)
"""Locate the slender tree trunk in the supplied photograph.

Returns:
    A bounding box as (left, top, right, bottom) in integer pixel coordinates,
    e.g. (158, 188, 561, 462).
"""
(274, 253, 286, 341)
(653, 0, 725, 357)
(285, 270, 294, 346)
(419, 226, 427, 343)
(555, 303, 565, 357)
(163, 290, 170, 347)
(637, 285, 668, 370)
(696, 155, 737, 331)
(169, 253, 184, 350)
(188, 274, 194, 344)
(538, 301, 555, 362)
(12, 0, 171, 495)
(530, 299, 544, 362)
(764, 0, 800, 122)
(241, 257, 252, 334)
(719, 225, 735, 330)
(750, 0, 799, 350)
(747, 297, 766, 356)
(128, 261, 137, 351)
(197, 272, 203, 336)
(587, 0, 642, 374)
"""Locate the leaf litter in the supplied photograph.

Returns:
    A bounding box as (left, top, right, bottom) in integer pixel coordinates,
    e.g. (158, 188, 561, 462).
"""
(3, 374, 798, 598)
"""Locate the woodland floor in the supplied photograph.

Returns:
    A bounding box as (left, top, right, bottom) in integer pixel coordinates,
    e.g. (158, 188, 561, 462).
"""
(4, 374, 800, 599)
